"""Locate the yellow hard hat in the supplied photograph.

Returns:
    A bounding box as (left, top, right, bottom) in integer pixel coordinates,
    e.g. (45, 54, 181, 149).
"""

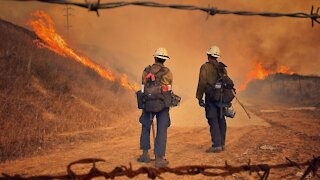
(206, 46, 220, 58)
(153, 47, 170, 60)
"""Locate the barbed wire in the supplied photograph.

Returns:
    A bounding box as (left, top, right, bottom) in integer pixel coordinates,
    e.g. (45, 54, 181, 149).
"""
(1, 156, 319, 179)
(10, 0, 320, 27)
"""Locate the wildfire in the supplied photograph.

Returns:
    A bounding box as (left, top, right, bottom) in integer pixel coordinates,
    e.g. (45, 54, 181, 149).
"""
(29, 11, 138, 91)
(120, 74, 139, 91)
(239, 62, 294, 91)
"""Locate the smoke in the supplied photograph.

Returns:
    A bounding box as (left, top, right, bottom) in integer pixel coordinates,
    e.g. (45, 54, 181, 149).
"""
(1, 1, 319, 89)
(0, 0, 319, 125)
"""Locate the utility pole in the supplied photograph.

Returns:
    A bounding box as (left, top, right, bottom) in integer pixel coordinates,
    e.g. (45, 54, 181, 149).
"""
(64, 5, 73, 37)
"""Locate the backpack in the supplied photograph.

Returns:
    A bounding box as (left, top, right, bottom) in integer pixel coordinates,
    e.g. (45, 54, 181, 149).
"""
(205, 62, 235, 106)
(137, 65, 171, 112)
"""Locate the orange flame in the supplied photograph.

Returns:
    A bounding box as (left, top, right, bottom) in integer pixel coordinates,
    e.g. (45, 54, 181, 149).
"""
(278, 65, 293, 74)
(29, 11, 139, 91)
(239, 62, 294, 91)
(120, 74, 139, 91)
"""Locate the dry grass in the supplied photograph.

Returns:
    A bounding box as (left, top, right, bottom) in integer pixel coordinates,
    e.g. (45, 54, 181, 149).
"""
(0, 19, 136, 161)
(241, 73, 320, 106)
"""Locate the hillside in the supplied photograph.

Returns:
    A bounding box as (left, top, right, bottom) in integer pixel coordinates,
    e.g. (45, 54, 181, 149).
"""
(240, 73, 320, 106)
(0, 18, 136, 161)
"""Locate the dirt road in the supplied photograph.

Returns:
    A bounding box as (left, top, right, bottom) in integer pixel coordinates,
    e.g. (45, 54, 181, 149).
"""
(1, 101, 319, 179)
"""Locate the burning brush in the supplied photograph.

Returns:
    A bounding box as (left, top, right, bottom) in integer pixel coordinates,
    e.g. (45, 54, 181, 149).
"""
(239, 62, 295, 91)
(29, 10, 139, 91)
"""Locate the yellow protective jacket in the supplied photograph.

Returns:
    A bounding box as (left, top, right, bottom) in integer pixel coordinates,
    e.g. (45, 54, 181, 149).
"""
(196, 60, 227, 100)
(142, 62, 173, 85)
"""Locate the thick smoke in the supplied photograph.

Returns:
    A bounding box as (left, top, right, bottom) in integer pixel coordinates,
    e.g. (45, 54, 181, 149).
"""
(0, 1, 319, 126)
(1, 0, 319, 94)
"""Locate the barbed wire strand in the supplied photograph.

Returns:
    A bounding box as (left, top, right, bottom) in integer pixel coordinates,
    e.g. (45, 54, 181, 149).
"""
(10, 0, 320, 27)
(1, 156, 319, 179)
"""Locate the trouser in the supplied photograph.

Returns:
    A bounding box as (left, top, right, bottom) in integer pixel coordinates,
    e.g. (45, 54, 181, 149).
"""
(139, 108, 170, 158)
(205, 99, 227, 148)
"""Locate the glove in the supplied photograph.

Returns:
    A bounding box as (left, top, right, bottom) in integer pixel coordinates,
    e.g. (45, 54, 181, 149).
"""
(198, 99, 205, 107)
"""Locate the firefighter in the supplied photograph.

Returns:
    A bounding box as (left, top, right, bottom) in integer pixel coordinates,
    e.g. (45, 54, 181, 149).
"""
(137, 47, 172, 167)
(196, 46, 228, 153)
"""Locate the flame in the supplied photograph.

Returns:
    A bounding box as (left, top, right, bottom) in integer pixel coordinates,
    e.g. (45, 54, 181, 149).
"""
(29, 11, 138, 91)
(120, 74, 140, 91)
(278, 65, 294, 74)
(239, 62, 294, 91)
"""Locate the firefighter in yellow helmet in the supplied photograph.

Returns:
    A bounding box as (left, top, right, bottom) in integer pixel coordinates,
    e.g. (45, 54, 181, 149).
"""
(196, 46, 234, 153)
(137, 47, 173, 167)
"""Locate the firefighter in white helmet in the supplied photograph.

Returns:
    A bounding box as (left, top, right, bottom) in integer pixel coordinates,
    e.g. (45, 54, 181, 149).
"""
(196, 45, 235, 153)
(137, 47, 173, 167)
(207, 46, 221, 58)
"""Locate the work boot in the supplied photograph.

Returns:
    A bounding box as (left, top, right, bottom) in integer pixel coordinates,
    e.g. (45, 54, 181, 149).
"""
(155, 156, 169, 168)
(137, 150, 151, 163)
(206, 146, 223, 153)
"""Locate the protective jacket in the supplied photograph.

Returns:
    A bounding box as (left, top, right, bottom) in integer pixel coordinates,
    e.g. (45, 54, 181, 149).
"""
(142, 62, 173, 86)
(196, 59, 227, 100)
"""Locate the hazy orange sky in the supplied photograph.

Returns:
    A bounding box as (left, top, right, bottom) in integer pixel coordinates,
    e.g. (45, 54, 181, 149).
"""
(1, 0, 319, 99)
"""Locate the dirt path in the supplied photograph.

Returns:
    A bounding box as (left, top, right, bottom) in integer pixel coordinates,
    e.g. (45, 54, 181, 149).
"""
(1, 103, 319, 179)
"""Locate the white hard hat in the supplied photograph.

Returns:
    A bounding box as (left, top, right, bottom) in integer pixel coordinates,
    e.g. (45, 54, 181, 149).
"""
(206, 46, 220, 58)
(153, 47, 170, 60)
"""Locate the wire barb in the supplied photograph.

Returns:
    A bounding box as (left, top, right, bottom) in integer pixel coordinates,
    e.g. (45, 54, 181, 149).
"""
(85, 0, 100, 16)
(1, 156, 319, 179)
(310, 5, 320, 27)
(286, 157, 302, 169)
(10, 1, 320, 27)
(300, 156, 320, 179)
